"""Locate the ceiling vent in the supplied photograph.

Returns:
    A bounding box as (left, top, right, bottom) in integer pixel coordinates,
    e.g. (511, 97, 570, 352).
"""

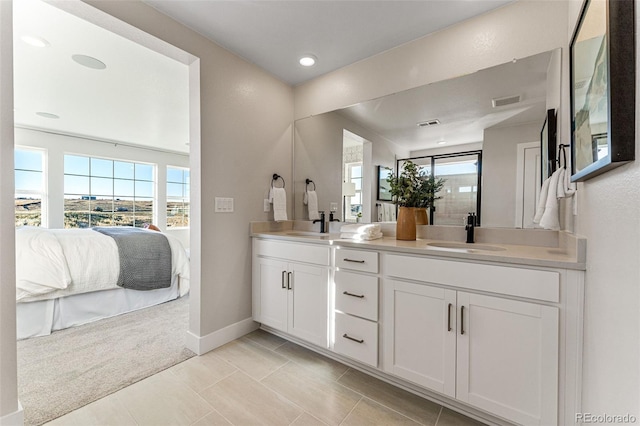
(492, 94, 521, 108)
(417, 119, 440, 127)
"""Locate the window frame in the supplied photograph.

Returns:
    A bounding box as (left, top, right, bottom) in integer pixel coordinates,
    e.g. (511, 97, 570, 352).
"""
(63, 153, 156, 228)
(14, 146, 47, 227)
(166, 165, 190, 229)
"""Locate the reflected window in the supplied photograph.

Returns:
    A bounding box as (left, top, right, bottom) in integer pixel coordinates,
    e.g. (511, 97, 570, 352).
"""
(63, 154, 155, 228)
(398, 151, 482, 226)
(15, 148, 46, 227)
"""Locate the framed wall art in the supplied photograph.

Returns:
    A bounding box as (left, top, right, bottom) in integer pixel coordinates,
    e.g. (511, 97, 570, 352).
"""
(570, 0, 635, 182)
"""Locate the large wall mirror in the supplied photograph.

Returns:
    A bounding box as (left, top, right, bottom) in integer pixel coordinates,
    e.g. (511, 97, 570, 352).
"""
(294, 48, 562, 229)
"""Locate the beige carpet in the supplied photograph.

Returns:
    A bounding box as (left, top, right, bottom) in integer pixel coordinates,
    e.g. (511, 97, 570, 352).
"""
(17, 296, 195, 426)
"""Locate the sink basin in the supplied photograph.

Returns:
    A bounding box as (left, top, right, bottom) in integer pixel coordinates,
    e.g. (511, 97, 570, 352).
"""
(426, 242, 507, 252)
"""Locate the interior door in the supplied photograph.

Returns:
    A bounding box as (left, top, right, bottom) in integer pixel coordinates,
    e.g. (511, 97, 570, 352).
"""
(515, 142, 541, 228)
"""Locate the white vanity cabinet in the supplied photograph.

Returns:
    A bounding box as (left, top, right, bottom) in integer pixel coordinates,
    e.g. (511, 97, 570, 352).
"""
(333, 247, 379, 367)
(383, 254, 561, 426)
(252, 239, 330, 348)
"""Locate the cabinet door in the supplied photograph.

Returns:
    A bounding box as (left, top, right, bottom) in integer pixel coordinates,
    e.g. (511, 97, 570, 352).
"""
(288, 262, 329, 347)
(456, 292, 558, 426)
(385, 279, 456, 397)
(255, 257, 288, 332)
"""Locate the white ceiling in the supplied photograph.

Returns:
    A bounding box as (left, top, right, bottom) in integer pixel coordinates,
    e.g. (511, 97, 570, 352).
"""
(12, 0, 523, 154)
(143, 0, 515, 86)
(13, 0, 190, 154)
(337, 50, 552, 150)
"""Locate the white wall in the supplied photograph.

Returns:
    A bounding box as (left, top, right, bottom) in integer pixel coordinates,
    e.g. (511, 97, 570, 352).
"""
(83, 0, 294, 343)
(0, 1, 20, 422)
(14, 128, 190, 248)
(568, 0, 640, 418)
(481, 122, 540, 228)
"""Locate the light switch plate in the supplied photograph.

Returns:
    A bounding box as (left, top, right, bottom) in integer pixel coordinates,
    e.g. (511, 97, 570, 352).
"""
(215, 197, 234, 213)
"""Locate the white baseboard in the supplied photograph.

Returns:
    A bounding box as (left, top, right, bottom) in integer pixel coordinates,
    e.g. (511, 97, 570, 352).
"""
(185, 317, 259, 355)
(0, 402, 23, 426)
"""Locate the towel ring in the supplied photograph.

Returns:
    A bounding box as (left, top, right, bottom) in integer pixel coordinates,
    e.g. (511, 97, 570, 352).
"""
(272, 173, 285, 188)
(305, 178, 316, 192)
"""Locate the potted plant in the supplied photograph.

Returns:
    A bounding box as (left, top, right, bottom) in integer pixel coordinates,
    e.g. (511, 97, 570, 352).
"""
(387, 161, 445, 240)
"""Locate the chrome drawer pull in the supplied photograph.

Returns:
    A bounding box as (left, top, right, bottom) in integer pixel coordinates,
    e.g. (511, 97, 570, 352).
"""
(342, 333, 364, 344)
(281, 271, 287, 289)
(343, 258, 365, 263)
(343, 291, 365, 299)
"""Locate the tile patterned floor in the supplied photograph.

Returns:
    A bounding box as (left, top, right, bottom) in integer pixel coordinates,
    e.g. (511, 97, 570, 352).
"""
(46, 330, 486, 426)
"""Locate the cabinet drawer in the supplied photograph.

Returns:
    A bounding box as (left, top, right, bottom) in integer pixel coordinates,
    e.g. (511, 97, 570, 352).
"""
(385, 254, 559, 303)
(254, 239, 330, 266)
(334, 312, 378, 367)
(335, 271, 378, 321)
(336, 248, 378, 273)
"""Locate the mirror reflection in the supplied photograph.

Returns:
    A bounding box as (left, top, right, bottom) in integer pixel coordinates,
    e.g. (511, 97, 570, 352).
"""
(294, 48, 561, 228)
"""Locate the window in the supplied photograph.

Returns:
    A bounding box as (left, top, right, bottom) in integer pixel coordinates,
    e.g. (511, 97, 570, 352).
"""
(345, 162, 363, 221)
(166, 166, 189, 228)
(398, 151, 482, 226)
(64, 155, 154, 228)
(15, 148, 45, 227)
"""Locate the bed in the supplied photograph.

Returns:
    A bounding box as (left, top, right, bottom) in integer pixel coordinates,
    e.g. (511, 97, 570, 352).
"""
(15, 226, 190, 339)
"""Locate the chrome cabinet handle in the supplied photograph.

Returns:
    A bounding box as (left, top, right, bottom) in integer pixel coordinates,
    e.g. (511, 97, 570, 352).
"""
(460, 305, 465, 335)
(342, 333, 364, 344)
(343, 291, 365, 299)
(281, 271, 287, 289)
(287, 272, 292, 290)
(343, 258, 365, 263)
(447, 303, 452, 332)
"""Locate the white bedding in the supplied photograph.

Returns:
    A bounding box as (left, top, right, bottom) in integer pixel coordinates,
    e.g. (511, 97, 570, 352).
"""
(16, 227, 190, 303)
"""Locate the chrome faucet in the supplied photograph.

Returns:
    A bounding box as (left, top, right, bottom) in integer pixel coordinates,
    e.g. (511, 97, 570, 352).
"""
(313, 211, 326, 233)
(465, 212, 477, 243)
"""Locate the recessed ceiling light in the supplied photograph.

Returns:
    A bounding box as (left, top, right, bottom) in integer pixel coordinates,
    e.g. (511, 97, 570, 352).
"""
(437, 140, 447, 145)
(299, 55, 317, 67)
(21, 35, 50, 48)
(36, 112, 59, 119)
(72, 54, 106, 70)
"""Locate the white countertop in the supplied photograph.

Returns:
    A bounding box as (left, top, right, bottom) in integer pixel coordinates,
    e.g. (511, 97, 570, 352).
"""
(251, 230, 586, 271)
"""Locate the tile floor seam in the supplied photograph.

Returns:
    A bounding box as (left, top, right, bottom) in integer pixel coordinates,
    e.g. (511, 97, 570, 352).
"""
(112, 389, 143, 426)
(361, 395, 431, 426)
(289, 411, 305, 426)
(257, 359, 291, 382)
(192, 367, 240, 397)
(434, 406, 443, 426)
(334, 367, 352, 383)
(337, 395, 364, 426)
(242, 334, 284, 353)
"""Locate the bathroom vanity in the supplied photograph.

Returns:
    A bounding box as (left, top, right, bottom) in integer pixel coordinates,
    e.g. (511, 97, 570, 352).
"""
(251, 222, 585, 426)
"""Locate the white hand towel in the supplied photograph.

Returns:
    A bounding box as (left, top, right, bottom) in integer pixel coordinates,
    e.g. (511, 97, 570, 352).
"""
(305, 191, 320, 221)
(340, 223, 381, 236)
(562, 167, 577, 197)
(533, 176, 551, 224)
(539, 168, 562, 230)
(269, 187, 287, 221)
(340, 231, 383, 241)
(556, 168, 566, 199)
